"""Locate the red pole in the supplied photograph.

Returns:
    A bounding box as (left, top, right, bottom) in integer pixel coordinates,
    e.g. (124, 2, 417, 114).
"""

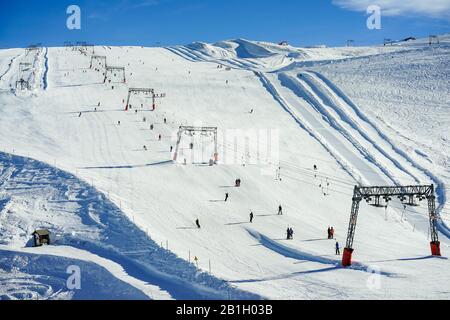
(342, 248, 354, 267)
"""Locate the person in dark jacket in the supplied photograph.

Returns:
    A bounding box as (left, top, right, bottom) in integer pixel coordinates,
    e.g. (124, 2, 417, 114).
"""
(196, 219, 201, 229)
(250, 212, 254, 223)
(225, 193, 229, 202)
(335, 241, 340, 255)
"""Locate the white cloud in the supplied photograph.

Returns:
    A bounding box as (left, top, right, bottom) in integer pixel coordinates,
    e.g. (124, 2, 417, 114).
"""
(333, 0, 450, 19)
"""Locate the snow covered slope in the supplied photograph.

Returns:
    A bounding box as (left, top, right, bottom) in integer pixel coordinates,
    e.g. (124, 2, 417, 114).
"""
(0, 35, 449, 299)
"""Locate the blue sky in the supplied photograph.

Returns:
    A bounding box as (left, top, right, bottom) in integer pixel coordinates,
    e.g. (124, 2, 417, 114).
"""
(0, 0, 449, 48)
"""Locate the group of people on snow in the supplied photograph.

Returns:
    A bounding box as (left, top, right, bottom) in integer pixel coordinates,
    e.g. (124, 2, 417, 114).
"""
(286, 227, 294, 240)
(327, 226, 335, 239)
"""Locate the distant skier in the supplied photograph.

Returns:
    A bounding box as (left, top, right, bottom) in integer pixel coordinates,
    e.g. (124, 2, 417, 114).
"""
(170, 146, 173, 152)
(143, 145, 147, 151)
(250, 212, 254, 223)
(196, 219, 201, 229)
(225, 193, 229, 202)
(249, 109, 254, 114)
(330, 227, 335, 239)
(118, 120, 121, 126)
(158, 134, 162, 141)
(335, 241, 340, 255)
(150, 124, 154, 130)
(278, 205, 283, 215)
(327, 227, 331, 239)
(164, 118, 167, 124)
(78, 112, 82, 117)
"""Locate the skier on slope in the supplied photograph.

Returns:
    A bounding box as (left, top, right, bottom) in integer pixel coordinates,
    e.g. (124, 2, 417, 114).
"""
(196, 219, 201, 229)
(335, 241, 340, 255)
(250, 212, 254, 223)
(225, 193, 229, 202)
(278, 205, 283, 215)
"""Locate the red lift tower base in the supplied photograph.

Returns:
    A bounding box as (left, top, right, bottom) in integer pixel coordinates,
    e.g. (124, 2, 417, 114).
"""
(342, 248, 354, 267)
(430, 241, 441, 256)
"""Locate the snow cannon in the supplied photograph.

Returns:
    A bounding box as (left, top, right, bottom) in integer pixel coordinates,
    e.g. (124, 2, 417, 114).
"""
(430, 241, 441, 256)
(342, 248, 353, 267)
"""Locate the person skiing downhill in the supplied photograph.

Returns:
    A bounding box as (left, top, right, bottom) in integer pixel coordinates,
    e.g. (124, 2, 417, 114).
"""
(250, 212, 254, 223)
(225, 193, 229, 202)
(196, 219, 201, 229)
(278, 205, 283, 215)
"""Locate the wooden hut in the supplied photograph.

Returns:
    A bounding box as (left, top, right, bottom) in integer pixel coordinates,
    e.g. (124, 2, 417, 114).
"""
(32, 229, 50, 247)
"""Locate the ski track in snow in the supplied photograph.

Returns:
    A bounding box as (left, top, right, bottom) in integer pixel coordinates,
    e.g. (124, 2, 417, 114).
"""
(255, 71, 363, 183)
(42, 48, 49, 90)
(0, 54, 21, 82)
(0, 152, 261, 300)
(171, 42, 450, 241)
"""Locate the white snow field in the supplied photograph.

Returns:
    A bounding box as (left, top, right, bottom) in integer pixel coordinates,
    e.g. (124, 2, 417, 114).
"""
(0, 34, 449, 300)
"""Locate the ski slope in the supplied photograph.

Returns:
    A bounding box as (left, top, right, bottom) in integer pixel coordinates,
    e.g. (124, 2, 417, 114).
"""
(0, 35, 449, 299)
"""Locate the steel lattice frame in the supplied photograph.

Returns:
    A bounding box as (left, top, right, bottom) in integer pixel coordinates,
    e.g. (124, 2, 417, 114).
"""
(90, 55, 107, 69)
(16, 79, 30, 90)
(124, 88, 166, 110)
(345, 185, 439, 251)
(104, 66, 126, 83)
(173, 126, 218, 164)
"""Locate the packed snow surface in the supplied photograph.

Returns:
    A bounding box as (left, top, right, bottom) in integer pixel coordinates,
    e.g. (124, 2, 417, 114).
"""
(0, 34, 449, 299)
